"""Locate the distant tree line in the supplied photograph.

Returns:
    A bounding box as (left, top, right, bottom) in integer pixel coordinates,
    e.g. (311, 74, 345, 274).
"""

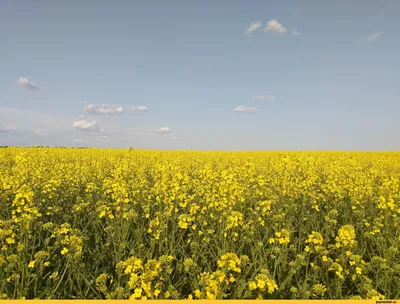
(0, 146, 92, 149)
(0, 146, 136, 149)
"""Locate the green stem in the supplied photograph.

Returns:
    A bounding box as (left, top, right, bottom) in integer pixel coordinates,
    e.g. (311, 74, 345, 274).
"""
(51, 260, 69, 297)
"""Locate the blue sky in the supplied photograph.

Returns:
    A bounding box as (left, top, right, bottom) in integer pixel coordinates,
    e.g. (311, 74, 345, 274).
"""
(1, 0, 399, 150)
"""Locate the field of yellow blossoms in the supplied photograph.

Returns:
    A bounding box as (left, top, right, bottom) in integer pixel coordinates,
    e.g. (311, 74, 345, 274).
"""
(0, 147, 399, 299)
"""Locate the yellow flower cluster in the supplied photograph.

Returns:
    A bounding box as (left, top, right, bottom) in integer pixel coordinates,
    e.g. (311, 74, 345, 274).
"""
(178, 214, 194, 229)
(305, 231, 324, 253)
(335, 225, 356, 248)
(349, 254, 366, 280)
(248, 270, 278, 295)
(217, 253, 241, 273)
(312, 283, 327, 298)
(116, 255, 174, 300)
(269, 229, 290, 245)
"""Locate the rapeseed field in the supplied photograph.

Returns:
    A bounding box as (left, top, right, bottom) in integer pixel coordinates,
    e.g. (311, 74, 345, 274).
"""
(0, 147, 399, 299)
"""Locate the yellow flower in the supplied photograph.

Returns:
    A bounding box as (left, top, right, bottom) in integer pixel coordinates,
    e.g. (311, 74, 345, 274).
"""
(28, 260, 35, 268)
(6, 238, 15, 244)
(335, 225, 356, 248)
(206, 291, 215, 300)
(312, 283, 327, 297)
(217, 253, 241, 273)
(61, 247, 69, 255)
(306, 231, 324, 246)
(125, 265, 133, 274)
(257, 279, 266, 289)
(266, 280, 278, 294)
(194, 289, 201, 298)
(131, 288, 142, 299)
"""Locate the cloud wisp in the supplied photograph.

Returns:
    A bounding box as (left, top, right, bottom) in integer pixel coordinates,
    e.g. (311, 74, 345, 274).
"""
(0, 126, 19, 135)
(245, 20, 262, 37)
(130, 106, 149, 112)
(246, 20, 300, 38)
(253, 95, 275, 101)
(83, 103, 150, 114)
(357, 31, 383, 46)
(73, 120, 99, 132)
(84, 103, 124, 115)
(264, 20, 287, 34)
(233, 106, 257, 113)
(157, 127, 171, 134)
(16, 77, 40, 90)
(291, 28, 300, 36)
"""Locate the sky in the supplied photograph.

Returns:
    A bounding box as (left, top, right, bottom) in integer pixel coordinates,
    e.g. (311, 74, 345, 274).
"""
(1, 0, 399, 150)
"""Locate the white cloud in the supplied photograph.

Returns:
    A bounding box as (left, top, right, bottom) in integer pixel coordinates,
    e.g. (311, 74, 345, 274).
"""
(73, 120, 99, 131)
(291, 28, 300, 36)
(357, 31, 383, 46)
(245, 20, 262, 37)
(233, 106, 257, 113)
(16, 77, 40, 90)
(84, 102, 124, 115)
(131, 105, 149, 112)
(33, 130, 44, 135)
(172, 136, 179, 140)
(31, 129, 53, 139)
(0, 107, 73, 133)
(264, 20, 287, 34)
(253, 95, 275, 101)
(0, 126, 19, 135)
(0, 107, 155, 148)
(157, 127, 171, 134)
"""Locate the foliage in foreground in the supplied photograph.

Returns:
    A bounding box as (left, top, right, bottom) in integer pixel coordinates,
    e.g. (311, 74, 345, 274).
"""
(0, 148, 399, 299)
